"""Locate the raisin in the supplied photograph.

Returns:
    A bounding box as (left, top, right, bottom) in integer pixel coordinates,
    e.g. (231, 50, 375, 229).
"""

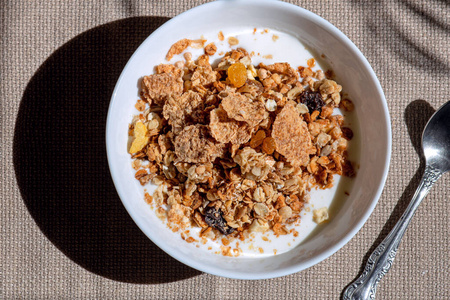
(343, 160, 356, 177)
(341, 127, 354, 140)
(299, 91, 325, 113)
(204, 207, 235, 235)
(227, 62, 247, 88)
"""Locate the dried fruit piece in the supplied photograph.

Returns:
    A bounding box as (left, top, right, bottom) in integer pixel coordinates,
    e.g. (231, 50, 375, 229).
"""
(341, 127, 354, 140)
(129, 121, 149, 153)
(250, 130, 266, 148)
(227, 62, 247, 88)
(307, 58, 315, 68)
(299, 90, 325, 113)
(262, 137, 276, 154)
(204, 207, 235, 235)
(204, 43, 217, 56)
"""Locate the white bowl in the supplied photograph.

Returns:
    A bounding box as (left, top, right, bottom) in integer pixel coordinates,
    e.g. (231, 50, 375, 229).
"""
(106, 0, 391, 279)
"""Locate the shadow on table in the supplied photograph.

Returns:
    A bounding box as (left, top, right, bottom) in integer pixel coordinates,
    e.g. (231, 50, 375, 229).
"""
(350, 0, 450, 75)
(341, 100, 435, 297)
(13, 16, 202, 284)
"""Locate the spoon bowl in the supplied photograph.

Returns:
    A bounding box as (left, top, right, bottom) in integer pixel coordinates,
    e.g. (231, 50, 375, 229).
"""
(422, 101, 450, 172)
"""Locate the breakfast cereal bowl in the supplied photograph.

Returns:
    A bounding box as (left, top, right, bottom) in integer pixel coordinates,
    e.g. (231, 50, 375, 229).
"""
(106, 0, 391, 279)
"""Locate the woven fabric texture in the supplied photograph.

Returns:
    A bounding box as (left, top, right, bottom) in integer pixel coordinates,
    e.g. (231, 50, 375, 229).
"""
(1, 0, 449, 299)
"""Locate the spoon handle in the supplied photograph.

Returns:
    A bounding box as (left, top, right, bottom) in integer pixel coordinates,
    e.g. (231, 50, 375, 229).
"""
(342, 165, 442, 300)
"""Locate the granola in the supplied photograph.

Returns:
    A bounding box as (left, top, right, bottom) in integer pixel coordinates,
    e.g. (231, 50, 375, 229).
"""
(128, 40, 356, 251)
(141, 72, 183, 106)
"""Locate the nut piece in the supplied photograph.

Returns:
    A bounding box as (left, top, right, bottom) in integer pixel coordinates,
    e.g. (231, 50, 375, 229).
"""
(279, 206, 292, 221)
(315, 132, 331, 148)
(313, 207, 329, 224)
(249, 219, 269, 233)
(261, 137, 276, 154)
(265, 99, 277, 112)
(250, 130, 266, 148)
(340, 99, 354, 111)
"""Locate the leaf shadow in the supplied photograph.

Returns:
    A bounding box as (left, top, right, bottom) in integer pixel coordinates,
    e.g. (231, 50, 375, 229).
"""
(350, 0, 450, 75)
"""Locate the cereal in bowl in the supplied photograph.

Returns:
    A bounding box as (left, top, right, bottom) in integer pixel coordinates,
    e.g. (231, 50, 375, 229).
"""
(128, 42, 355, 254)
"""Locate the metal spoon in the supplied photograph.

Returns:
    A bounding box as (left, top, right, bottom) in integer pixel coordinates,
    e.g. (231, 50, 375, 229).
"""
(343, 101, 450, 300)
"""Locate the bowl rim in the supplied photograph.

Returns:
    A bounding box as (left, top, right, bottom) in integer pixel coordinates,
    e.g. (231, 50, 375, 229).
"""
(106, 0, 392, 279)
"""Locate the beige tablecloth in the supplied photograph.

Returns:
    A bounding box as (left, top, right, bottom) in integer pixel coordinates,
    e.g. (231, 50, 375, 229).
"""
(1, 1, 449, 299)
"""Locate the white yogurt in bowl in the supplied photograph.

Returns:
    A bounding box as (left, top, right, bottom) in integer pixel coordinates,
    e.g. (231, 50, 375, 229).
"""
(106, 0, 390, 279)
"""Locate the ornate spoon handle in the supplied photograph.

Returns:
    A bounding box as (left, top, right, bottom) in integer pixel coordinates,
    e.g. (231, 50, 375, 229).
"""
(342, 165, 442, 300)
